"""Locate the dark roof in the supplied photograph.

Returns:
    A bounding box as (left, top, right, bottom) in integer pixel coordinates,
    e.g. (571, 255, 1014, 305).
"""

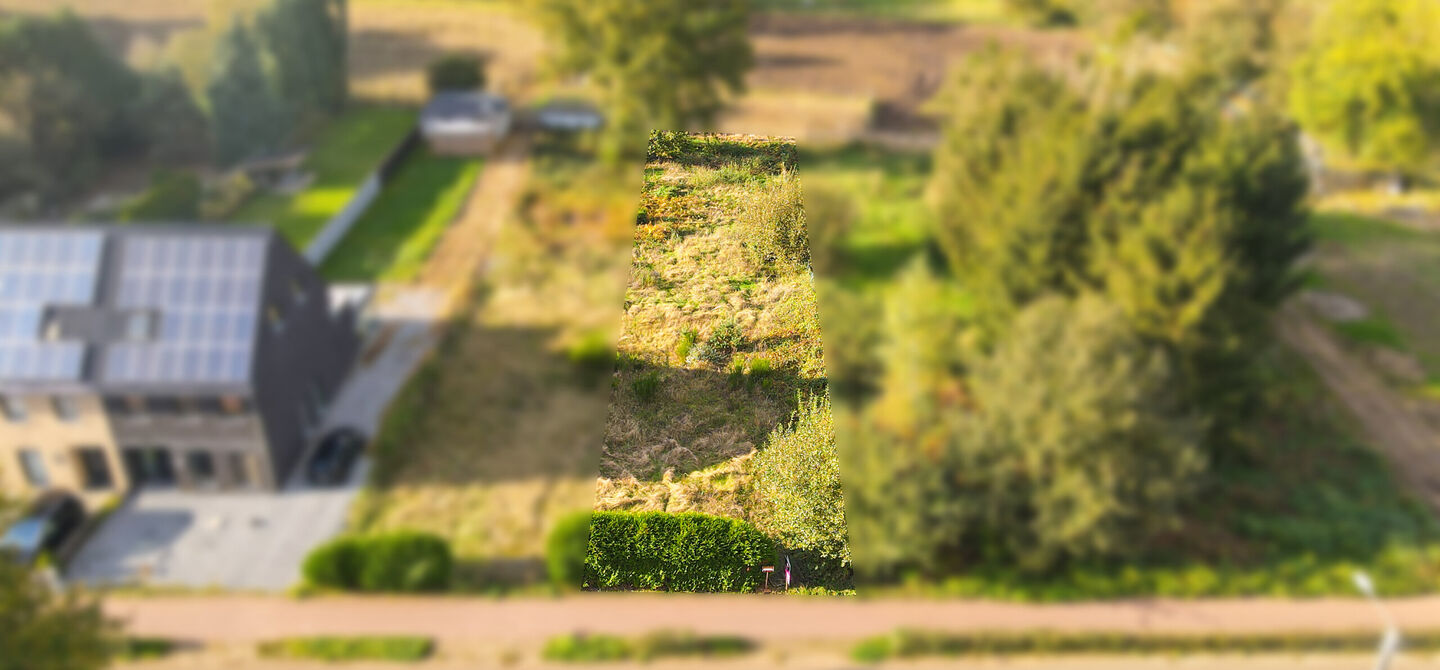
(0, 224, 276, 393)
(421, 91, 509, 123)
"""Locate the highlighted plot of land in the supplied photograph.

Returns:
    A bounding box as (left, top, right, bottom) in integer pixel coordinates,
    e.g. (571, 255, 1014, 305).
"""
(590, 133, 849, 593)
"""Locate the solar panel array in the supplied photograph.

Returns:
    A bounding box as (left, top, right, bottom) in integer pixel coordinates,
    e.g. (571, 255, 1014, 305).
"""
(102, 235, 266, 384)
(0, 230, 102, 380)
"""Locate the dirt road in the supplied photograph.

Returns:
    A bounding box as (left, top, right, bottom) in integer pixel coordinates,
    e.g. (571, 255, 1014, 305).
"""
(1276, 303, 1440, 512)
(107, 593, 1440, 644)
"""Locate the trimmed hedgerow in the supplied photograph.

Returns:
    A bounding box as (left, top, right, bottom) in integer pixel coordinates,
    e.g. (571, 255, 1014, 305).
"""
(585, 511, 774, 592)
(302, 531, 452, 592)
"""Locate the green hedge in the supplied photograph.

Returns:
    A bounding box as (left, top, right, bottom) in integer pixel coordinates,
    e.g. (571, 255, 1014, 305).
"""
(546, 511, 592, 590)
(302, 531, 452, 592)
(851, 629, 1440, 663)
(585, 511, 773, 592)
(258, 636, 433, 662)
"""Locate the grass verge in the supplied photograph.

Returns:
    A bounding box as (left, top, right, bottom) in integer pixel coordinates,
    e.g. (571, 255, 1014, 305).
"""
(542, 631, 753, 663)
(257, 636, 433, 662)
(321, 151, 481, 282)
(851, 629, 1440, 663)
(112, 637, 176, 662)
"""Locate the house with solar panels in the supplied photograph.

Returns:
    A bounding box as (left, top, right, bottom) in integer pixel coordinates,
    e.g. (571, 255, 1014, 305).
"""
(0, 225, 359, 505)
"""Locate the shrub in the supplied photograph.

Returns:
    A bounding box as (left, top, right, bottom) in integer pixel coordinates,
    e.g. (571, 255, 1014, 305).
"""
(689, 318, 744, 367)
(585, 511, 774, 592)
(647, 130, 695, 160)
(631, 371, 662, 402)
(546, 511, 592, 590)
(735, 168, 809, 274)
(752, 393, 850, 586)
(301, 536, 363, 589)
(302, 532, 452, 592)
(259, 636, 433, 662)
(426, 54, 485, 93)
(1002, 0, 1077, 27)
(113, 638, 175, 662)
(119, 170, 201, 222)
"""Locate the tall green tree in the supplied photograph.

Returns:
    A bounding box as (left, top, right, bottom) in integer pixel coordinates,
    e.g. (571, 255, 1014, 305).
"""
(955, 295, 1206, 572)
(1288, 0, 1440, 179)
(0, 11, 144, 200)
(927, 48, 1090, 336)
(206, 21, 292, 165)
(0, 560, 115, 670)
(257, 0, 348, 120)
(532, 0, 753, 161)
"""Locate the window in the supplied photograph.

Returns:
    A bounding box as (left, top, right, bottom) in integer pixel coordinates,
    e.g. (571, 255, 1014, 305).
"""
(76, 447, 113, 490)
(124, 312, 153, 341)
(51, 396, 79, 422)
(218, 395, 250, 415)
(0, 395, 26, 422)
(17, 449, 47, 487)
(145, 397, 181, 415)
(186, 451, 215, 484)
(104, 395, 144, 416)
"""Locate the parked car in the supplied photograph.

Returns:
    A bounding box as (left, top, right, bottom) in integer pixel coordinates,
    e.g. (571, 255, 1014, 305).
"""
(306, 428, 367, 486)
(0, 491, 85, 565)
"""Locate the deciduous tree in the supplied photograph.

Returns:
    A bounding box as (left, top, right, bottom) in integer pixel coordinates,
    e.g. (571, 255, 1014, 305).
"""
(532, 0, 752, 161)
(1288, 0, 1440, 179)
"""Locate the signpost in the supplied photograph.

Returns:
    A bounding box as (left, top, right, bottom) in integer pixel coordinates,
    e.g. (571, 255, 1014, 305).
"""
(761, 566, 774, 593)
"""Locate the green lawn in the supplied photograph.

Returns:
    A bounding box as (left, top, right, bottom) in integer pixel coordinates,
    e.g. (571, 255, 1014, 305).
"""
(1309, 209, 1440, 375)
(320, 150, 481, 282)
(229, 106, 418, 247)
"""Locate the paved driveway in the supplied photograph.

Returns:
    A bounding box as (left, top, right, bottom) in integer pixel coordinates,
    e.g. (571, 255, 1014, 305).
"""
(67, 289, 443, 591)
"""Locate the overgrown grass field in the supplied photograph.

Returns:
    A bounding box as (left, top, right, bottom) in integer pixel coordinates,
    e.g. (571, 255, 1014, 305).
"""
(594, 135, 828, 522)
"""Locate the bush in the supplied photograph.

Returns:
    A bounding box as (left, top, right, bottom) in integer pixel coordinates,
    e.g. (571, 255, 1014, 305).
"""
(647, 130, 695, 160)
(546, 511, 592, 590)
(358, 531, 452, 592)
(585, 511, 774, 592)
(752, 393, 849, 584)
(427, 54, 485, 93)
(735, 169, 810, 274)
(258, 636, 433, 662)
(1003, 0, 1077, 27)
(302, 532, 452, 592)
(689, 317, 744, 367)
(119, 170, 201, 222)
(301, 537, 363, 589)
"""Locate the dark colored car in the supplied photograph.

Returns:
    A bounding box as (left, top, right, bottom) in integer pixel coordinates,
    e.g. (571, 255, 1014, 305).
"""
(0, 491, 85, 565)
(306, 427, 367, 486)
